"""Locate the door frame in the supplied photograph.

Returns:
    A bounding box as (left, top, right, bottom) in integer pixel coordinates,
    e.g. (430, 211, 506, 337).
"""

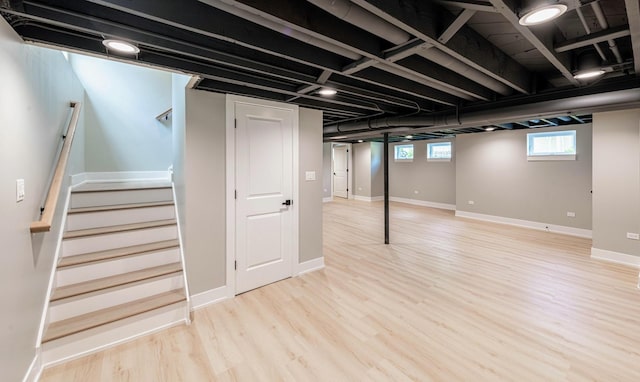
(225, 94, 299, 298)
(331, 143, 353, 199)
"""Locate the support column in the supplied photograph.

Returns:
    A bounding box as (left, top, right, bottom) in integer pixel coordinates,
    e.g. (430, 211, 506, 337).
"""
(384, 133, 389, 244)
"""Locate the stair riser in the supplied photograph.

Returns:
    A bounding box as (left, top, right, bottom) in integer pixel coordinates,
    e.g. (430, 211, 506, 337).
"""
(70, 188, 173, 209)
(66, 205, 175, 231)
(42, 302, 187, 368)
(62, 226, 177, 257)
(56, 248, 180, 287)
(49, 275, 184, 322)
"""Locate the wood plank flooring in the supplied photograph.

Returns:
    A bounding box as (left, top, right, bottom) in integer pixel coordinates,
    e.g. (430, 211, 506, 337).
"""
(40, 199, 640, 381)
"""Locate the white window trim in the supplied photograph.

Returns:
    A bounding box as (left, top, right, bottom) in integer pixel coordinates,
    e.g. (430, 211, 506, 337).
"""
(426, 141, 452, 162)
(427, 157, 451, 162)
(394, 144, 414, 162)
(527, 154, 576, 161)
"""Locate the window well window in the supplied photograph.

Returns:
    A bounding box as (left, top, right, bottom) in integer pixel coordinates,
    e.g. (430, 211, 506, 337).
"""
(427, 142, 452, 161)
(394, 144, 413, 161)
(527, 130, 576, 161)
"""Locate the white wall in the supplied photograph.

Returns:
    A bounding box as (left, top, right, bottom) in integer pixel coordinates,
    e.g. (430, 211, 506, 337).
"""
(456, 125, 592, 230)
(171, 73, 191, 254)
(69, 55, 173, 172)
(592, 109, 640, 259)
(371, 142, 384, 198)
(0, 19, 85, 381)
(353, 143, 372, 198)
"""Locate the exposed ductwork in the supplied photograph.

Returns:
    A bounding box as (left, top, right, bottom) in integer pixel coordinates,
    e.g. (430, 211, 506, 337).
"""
(324, 85, 640, 137)
(307, 0, 513, 96)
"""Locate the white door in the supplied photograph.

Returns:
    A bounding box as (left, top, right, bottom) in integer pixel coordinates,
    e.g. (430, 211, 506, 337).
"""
(235, 102, 294, 294)
(333, 145, 349, 198)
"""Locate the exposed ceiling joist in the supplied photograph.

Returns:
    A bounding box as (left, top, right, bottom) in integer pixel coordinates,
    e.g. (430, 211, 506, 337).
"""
(438, 8, 476, 44)
(555, 25, 631, 53)
(436, 0, 496, 13)
(351, 0, 532, 93)
(488, 0, 579, 86)
(625, 0, 640, 73)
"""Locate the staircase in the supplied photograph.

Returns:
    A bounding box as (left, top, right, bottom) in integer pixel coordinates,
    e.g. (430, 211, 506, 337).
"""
(40, 180, 189, 366)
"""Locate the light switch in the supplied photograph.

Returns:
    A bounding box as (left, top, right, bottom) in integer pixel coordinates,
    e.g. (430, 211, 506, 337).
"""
(16, 179, 25, 202)
(305, 171, 316, 181)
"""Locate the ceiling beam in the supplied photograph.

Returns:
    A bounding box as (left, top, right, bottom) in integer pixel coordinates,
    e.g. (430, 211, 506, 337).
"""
(488, 0, 579, 86)
(438, 8, 476, 44)
(350, 0, 531, 93)
(210, 0, 494, 100)
(555, 25, 631, 53)
(625, 0, 640, 74)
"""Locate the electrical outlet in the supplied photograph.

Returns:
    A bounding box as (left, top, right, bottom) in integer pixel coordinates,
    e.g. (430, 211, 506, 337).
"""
(468, 200, 474, 205)
(16, 179, 25, 202)
(567, 211, 576, 217)
(626, 232, 640, 240)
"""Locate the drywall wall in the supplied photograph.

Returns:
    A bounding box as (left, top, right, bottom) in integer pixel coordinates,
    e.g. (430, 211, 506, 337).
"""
(371, 142, 384, 198)
(0, 19, 85, 382)
(183, 89, 227, 293)
(353, 143, 372, 197)
(322, 142, 332, 199)
(299, 108, 324, 262)
(389, 140, 456, 205)
(69, 54, 173, 172)
(171, 74, 191, 250)
(592, 109, 640, 257)
(456, 125, 592, 229)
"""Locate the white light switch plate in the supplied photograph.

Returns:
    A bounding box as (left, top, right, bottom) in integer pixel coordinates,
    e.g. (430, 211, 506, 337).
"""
(16, 179, 25, 202)
(305, 171, 316, 181)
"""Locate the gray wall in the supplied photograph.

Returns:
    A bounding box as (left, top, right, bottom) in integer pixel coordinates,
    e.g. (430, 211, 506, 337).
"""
(371, 142, 384, 198)
(0, 20, 85, 381)
(353, 143, 372, 197)
(69, 54, 173, 172)
(389, 140, 456, 204)
(183, 90, 227, 293)
(456, 125, 592, 229)
(322, 142, 332, 198)
(299, 108, 324, 262)
(592, 109, 640, 257)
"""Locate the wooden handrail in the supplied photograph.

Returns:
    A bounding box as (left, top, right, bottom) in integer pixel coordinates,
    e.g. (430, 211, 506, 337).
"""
(155, 108, 172, 121)
(31, 102, 82, 233)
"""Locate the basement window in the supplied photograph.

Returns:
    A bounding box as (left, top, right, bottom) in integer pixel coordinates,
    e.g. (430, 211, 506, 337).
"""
(527, 130, 576, 161)
(394, 144, 414, 162)
(427, 142, 452, 161)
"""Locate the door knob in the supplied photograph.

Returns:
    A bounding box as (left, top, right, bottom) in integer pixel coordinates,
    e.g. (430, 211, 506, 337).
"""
(282, 199, 292, 206)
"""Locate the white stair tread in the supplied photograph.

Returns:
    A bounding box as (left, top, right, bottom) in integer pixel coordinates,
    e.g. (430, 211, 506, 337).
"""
(43, 289, 185, 343)
(59, 240, 180, 268)
(52, 263, 182, 301)
(64, 219, 177, 239)
(72, 181, 172, 192)
(68, 201, 174, 214)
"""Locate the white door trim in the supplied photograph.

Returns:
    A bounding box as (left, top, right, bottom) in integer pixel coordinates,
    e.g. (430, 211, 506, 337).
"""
(225, 95, 299, 298)
(331, 143, 352, 199)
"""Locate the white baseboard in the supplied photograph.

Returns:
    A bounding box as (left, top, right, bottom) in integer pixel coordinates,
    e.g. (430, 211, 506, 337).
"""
(71, 171, 171, 186)
(389, 197, 456, 211)
(591, 247, 640, 268)
(22, 350, 41, 382)
(190, 286, 230, 310)
(322, 197, 333, 203)
(353, 195, 384, 202)
(455, 210, 592, 239)
(296, 257, 325, 276)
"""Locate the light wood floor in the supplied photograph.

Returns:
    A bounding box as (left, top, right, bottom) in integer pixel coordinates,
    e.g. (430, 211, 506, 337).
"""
(41, 199, 640, 381)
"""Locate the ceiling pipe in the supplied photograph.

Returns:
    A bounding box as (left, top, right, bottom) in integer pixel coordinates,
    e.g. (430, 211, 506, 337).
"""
(575, 6, 607, 61)
(324, 86, 640, 135)
(198, 0, 362, 60)
(591, 1, 624, 63)
(306, 0, 512, 96)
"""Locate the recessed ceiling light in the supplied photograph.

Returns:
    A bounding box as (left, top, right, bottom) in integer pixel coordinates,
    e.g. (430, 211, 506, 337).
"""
(519, 3, 567, 26)
(318, 88, 337, 96)
(405, 135, 413, 139)
(102, 39, 140, 54)
(357, 139, 364, 143)
(485, 127, 496, 131)
(573, 69, 605, 80)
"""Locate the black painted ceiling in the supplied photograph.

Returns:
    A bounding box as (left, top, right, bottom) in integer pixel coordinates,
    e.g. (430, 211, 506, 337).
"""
(2, 0, 638, 142)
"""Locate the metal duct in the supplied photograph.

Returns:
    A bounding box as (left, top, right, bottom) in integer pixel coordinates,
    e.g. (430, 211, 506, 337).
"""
(307, 0, 512, 96)
(198, 0, 362, 60)
(324, 86, 640, 135)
